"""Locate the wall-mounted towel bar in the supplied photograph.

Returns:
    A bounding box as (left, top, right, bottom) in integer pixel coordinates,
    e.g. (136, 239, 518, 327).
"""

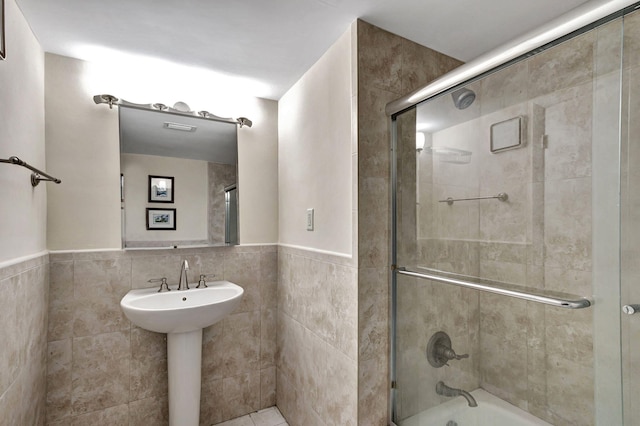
(395, 266, 592, 309)
(0, 156, 62, 187)
(439, 192, 508, 205)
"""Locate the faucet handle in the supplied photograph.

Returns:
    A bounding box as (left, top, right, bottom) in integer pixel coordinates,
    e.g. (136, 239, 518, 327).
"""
(196, 273, 216, 288)
(148, 277, 170, 292)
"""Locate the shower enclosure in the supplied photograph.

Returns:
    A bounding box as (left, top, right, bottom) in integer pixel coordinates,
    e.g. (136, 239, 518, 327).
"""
(390, 1, 640, 425)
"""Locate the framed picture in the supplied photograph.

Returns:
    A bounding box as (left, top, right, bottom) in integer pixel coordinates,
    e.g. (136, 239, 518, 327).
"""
(148, 175, 174, 203)
(146, 208, 176, 230)
(0, 0, 5, 60)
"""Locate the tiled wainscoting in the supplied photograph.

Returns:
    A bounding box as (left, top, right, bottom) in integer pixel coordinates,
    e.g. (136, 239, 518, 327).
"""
(0, 253, 49, 425)
(276, 245, 358, 425)
(45, 245, 277, 425)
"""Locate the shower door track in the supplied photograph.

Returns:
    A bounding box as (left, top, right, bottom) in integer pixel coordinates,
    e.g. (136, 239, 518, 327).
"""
(395, 267, 591, 309)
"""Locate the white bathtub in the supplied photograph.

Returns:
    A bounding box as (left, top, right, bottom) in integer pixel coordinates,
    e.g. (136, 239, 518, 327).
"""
(399, 389, 552, 426)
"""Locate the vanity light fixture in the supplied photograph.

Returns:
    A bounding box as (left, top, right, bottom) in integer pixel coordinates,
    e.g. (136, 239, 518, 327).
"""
(164, 122, 197, 132)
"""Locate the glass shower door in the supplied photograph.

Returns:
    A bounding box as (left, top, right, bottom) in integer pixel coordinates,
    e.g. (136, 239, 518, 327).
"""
(392, 14, 627, 426)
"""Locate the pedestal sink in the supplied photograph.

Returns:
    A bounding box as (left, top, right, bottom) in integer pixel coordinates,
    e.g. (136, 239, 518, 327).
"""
(121, 281, 244, 426)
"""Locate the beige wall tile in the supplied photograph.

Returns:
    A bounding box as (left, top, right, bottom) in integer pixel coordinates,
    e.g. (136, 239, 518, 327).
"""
(0, 257, 48, 426)
(528, 31, 595, 99)
(129, 396, 168, 426)
(48, 261, 74, 341)
(46, 339, 72, 422)
(70, 404, 129, 426)
(221, 372, 260, 421)
(73, 258, 132, 337)
(130, 328, 167, 400)
(259, 367, 276, 409)
(200, 378, 224, 425)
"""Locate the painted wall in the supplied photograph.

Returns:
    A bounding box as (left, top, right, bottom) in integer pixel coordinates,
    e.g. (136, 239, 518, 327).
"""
(0, 0, 46, 263)
(278, 27, 353, 256)
(45, 53, 278, 250)
(276, 25, 359, 425)
(0, 0, 49, 424)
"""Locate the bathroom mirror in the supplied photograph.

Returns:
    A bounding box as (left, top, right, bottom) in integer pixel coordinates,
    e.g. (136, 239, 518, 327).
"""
(118, 104, 239, 248)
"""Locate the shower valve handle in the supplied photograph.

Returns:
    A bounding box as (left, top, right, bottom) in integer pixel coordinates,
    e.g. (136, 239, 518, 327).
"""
(438, 345, 469, 361)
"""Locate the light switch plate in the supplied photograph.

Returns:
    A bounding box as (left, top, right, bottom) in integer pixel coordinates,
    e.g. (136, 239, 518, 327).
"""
(306, 208, 314, 231)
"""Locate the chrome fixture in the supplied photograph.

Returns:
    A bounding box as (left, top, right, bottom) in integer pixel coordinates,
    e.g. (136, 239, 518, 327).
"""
(178, 260, 190, 290)
(386, 0, 640, 115)
(196, 274, 215, 289)
(436, 381, 478, 407)
(451, 88, 476, 110)
(395, 266, 592, 309)
(426, 332, 468, 368)
(93, 94, 252, 128)
(149, 277, 170, 292)
(622, 304, 640, 315)
(0, 156, 62, 187)
(439, 192, 508, 205)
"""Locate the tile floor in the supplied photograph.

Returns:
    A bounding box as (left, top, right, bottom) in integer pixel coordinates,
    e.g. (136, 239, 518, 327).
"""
(213, 407, 288, 426)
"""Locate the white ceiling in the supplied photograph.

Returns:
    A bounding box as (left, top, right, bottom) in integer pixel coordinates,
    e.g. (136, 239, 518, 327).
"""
(16, 0, 590, 100)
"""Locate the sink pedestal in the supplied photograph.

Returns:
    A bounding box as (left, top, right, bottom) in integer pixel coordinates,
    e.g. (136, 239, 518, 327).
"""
(167, 330, 203, 426)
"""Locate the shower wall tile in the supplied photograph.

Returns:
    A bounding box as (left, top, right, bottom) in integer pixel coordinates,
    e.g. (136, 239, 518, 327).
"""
(356, 21, 461, 423)
(357, 20, 403, 93)
(400, 37, 463, 95)
(0, 254, 49, 426)
(528, 31, 595, 99)
(480, 60, 530, 115)
(544, 176, 592, 271)
(543, 83, 593, 182)
(46, 246, 276, 426)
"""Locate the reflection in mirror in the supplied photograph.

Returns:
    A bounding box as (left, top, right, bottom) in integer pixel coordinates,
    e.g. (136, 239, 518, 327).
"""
(117, 103, 240, 248)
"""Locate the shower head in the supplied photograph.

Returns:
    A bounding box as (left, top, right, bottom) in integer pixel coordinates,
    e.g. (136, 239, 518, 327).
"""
(451, 88, 476, 110)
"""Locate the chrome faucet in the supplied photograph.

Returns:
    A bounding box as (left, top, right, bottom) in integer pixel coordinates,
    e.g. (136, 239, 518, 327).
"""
(178, 260, 190, 290)
(436, 381, 477, 407)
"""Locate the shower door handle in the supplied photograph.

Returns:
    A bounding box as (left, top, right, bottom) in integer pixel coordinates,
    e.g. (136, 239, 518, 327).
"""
(622, 304, 640, 315)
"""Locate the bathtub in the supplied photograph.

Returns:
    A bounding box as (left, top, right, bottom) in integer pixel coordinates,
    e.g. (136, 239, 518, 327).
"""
(399, 389, 552, 426)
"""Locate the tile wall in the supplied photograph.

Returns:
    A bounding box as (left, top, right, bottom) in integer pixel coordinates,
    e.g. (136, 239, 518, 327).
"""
(45, 245, 276, 426)
(276, 246, 358, 425)
(356, 20, 463, 425)
(0, 254, 49, 425)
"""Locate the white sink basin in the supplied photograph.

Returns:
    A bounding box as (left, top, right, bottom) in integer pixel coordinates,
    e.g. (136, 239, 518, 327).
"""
(120, 280, 244, 333)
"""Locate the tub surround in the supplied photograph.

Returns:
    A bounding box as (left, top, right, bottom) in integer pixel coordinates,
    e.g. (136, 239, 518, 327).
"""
(356, 20, 463, 425)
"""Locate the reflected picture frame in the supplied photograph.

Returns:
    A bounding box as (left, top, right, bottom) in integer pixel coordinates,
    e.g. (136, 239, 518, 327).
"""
(148, 175, 174, 203)
(146, 208, 176, 230)
(0, 0, 5, 60)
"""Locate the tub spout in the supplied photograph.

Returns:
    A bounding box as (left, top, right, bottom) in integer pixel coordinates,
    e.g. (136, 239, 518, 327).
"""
(436, 381, 478, 407)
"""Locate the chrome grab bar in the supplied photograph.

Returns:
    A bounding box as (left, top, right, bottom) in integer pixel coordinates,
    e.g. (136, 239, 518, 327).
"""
(439, 192, 508, 205)
(395, 267, 591, 309)
(0, 156, 62, 186)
